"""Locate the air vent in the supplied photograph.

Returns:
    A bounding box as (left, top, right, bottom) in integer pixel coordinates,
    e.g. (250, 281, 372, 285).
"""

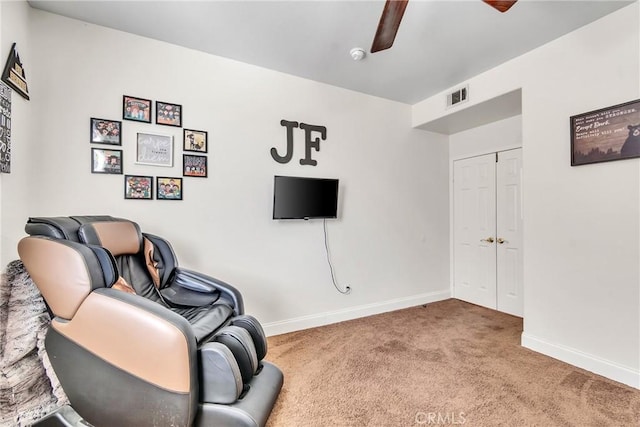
(447, 85, 469, 108)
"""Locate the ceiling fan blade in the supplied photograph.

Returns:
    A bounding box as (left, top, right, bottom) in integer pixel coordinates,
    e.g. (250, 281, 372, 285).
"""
(371, 0, 409, 53)
(483, 0, 518, 13)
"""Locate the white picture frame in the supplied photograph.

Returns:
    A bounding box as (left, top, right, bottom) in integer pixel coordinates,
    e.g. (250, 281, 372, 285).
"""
(136, 132, 173, 167)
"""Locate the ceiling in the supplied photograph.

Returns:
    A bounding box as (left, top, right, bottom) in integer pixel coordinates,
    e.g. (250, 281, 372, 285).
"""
(28, 0, 635, 105)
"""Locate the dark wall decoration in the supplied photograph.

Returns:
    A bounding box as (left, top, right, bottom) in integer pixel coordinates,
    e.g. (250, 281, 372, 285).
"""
(90, 118, 121, 145)
(2, 43, 29, 101)
(92, 94, 206, 200)
(271, 119, 327, 166)
(156, 101, 182, 127)
(0, 81, 11, 173)
(123, 95, 151, 123)
(571, 99, 640, 166)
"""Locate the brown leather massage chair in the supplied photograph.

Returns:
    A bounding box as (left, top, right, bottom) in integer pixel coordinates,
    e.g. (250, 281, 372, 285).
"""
(18, 215, 283, 427)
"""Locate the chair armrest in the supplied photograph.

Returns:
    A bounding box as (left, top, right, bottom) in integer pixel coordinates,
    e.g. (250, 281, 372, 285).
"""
(57, 288, 198, 387)
(161, 267, 223, 307)
(47, 289, 199, 426)
(173, 268, 244, 315)
(160, 282, 220, 307)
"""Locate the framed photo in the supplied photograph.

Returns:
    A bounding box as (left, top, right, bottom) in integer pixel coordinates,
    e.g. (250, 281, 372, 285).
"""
(136, 132, 173, 167)
(91, 148, 122, 174)
(571, 98, 640, 166)
(157, 177, 183, 200)
(123, 95, 152, 123)
(124, 175, 153, 200)
(183, 154, 207, 177)
(90, 118, 121, 145)
(156, 101, 182, 127)
(183, 129, 208, 153)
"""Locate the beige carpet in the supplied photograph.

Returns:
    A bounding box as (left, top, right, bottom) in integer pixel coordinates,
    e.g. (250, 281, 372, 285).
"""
(265, 299, 640, 426)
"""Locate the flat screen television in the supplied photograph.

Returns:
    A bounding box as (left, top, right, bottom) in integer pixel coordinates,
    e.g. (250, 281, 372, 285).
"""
(272, 175, 339, 220)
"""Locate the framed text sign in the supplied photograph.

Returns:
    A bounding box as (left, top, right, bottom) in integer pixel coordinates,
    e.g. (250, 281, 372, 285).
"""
(0, 81, 11, 173)
(136, 132, 173, 167)
(571, 99, 640, 166)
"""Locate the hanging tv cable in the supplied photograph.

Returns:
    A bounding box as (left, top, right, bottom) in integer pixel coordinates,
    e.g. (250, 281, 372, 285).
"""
(323, 218, 351, 295)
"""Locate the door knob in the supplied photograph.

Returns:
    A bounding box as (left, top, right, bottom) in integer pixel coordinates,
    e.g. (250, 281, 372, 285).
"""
(481, 237, 495, 243)
(497, 238, 507, 244)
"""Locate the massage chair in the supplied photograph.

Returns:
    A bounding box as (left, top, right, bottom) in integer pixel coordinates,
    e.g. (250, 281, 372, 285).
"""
(17, 215, 283, 427)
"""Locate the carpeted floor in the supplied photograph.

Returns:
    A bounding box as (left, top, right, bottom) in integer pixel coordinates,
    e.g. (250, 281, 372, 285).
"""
(265, 299, 640, 426)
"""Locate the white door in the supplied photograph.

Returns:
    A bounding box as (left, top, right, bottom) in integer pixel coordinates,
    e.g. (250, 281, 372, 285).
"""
(496, 149, 523, 316)
(453, 149, 523, 317)
(453, 153, 497, 310)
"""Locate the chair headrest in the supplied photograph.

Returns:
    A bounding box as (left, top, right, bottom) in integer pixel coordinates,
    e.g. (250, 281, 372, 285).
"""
(25, 216, 84, 241)
(17, 236, 118, 320)
(25, 216, 120, 241)
(78, 220, 142, 256)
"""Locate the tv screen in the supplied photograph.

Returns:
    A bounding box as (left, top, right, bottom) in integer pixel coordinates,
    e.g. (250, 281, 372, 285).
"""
(273, 176, 339, 220)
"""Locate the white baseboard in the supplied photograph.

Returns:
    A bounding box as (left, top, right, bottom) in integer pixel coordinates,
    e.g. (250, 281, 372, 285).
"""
(263, 290, 451, 337)
(521, 332, 640, 389)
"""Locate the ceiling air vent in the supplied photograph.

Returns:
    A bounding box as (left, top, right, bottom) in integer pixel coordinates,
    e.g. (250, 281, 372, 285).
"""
(447, 85, 469, 108)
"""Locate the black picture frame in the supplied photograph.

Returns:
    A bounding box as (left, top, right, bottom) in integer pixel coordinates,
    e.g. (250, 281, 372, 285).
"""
(156, 101, 182, 127)
(124, 175, 153, 200)
(183, 129, 208, 153)
(183, 154, 207, 178)
(123, 95, 152, 123)
(0, 82, 11, 174)
(157, 176, 183, 200)
(91, 148, 122, 174)
(90, 118, 122, 145)
(571, 99, 640, 166)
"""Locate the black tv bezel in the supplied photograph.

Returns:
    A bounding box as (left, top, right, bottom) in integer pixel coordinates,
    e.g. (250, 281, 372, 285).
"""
(272, 175, 339, 220)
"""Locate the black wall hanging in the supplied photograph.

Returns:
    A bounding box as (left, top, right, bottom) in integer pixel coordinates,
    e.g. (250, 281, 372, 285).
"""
(271, 119, 327, 166)
(2, 43, 29, 101)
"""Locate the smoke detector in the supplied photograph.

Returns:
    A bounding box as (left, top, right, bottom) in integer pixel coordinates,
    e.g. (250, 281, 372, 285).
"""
(350, 47, 366, 61)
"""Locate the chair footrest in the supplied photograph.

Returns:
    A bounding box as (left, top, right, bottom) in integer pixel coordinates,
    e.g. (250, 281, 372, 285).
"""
(195, 362, 284, 427)
(32, 405, 86, 427)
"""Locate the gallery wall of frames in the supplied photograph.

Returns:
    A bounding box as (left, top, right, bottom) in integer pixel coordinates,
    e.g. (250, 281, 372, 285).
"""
(90, 95, 210, 201)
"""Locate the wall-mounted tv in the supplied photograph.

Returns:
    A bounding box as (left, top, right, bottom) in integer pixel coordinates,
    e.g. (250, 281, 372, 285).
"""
(273, 175, 339, 220)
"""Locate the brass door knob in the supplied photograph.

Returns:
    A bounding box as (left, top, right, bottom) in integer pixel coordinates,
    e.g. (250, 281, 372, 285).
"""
(481, 237, 495, 243)
(497, 238, 507, 244)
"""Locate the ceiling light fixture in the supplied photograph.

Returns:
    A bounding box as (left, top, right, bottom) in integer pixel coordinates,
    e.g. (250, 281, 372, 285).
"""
(350, 47, 366, 61)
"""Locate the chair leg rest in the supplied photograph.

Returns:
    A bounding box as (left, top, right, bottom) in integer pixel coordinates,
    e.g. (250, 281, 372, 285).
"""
(195, 362, 284, 427)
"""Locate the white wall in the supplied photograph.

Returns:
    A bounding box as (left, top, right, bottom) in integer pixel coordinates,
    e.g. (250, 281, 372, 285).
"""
(0, 1, 34, 267)
(449, 115, 522, 161)
(415, 4, 640, 388)
(0, 6, 450, 333)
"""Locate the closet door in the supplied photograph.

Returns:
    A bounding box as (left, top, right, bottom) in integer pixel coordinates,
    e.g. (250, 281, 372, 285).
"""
(496, 149, 523, 316)
(453, 153, 497, 310)
(453, 149, 523, 317)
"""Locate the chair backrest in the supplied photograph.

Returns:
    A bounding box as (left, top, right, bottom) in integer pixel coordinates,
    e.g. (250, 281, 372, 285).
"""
(78, 220, 143, 256)
(17, 236, 118, 320)
(78, 219, 164, 301)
